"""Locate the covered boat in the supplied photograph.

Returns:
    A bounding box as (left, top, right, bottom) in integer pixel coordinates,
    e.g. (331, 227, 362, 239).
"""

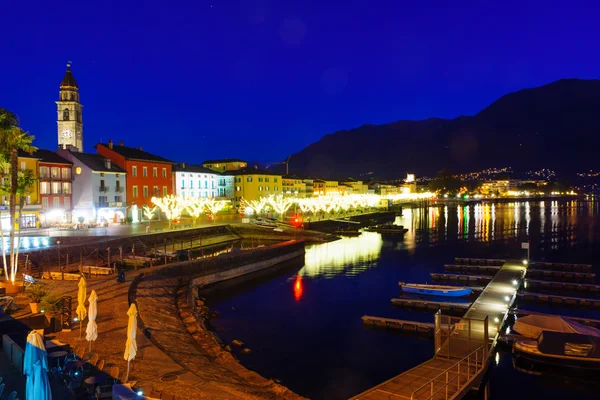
(399, 283, 471, 298)
(514, 331, 600, 370)
(513, 315, 600, 339)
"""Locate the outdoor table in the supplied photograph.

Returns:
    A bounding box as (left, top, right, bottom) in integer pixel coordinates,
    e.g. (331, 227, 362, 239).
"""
(64, 360, 87, 372)
(113, 384, 158, 400)
(48, 350, 68, 368)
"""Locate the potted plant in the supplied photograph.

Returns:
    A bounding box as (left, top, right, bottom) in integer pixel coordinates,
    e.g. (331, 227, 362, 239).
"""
(25, 283, 48, 313)
(41, 292, 64, 331)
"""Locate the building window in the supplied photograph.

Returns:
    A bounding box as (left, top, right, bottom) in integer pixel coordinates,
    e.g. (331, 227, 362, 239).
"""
(133, 186, 138, 198)
(265, 186, 270, 191)
(235, 177, 241, 183)
(162, 168, 167, 178)
(153, 186, 159, 196)
(63, 182, 71, 194)
(181, 180, 185, 189)
(274, 178, 278, 183)
(115, 195, 122, 203)
(143, 167, 148, 177)
(258, 177, 263, 182)
(53, 197, 60, 208)
(51, 182, 61, 194)
(40, 182, 50, 194)
(132, 166, 137, 177)
(62, 168, 71, 179)
(115, 181, 122, 192)
(190, 180, 193, 189)
(259, 186, 263, 191)
(51, 167, 60, 178)
(64, 197, 70, 209)
(236, 186, 241, 191)
(39, 166, 49, 179)
(211, 181, 215, 189)
(143, 186, 148, 198)
(42, 197, 49, 209)
(153, 167, 158, 177)
(204, 181, 208, 189)
(265, 177, 269, 183)
(163, 186, 167, 196)
(247, 177, 252, 182)
(275, 186, 278, 192)
(63, 108, 69, 120)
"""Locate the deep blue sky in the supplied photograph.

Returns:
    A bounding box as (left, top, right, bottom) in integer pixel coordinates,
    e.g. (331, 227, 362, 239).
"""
(2, 0, 598, 164)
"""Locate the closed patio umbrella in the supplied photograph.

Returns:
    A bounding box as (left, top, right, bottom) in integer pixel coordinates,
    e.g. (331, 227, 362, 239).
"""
(76, 277, 87, 338)
(24, 330, 50, 400)
(86, 290, 98, 357)
(124, 303, 138, 382)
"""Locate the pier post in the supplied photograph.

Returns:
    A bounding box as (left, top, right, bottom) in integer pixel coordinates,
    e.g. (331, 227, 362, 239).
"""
(434, 311, 441, 355)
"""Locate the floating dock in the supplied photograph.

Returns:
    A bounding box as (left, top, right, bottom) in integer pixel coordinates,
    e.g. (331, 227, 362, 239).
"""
(352, 259, 526, 400)
(431, 272, 493, 285)
(524, 279, 600, 293)
(444, 264, 500, 275)
(517, 291, 600, 308)
(361, 316, 435, 336)
(510, 308, 600, 328)
(525, 269, 596, 282)
(391, 298, 472, 314)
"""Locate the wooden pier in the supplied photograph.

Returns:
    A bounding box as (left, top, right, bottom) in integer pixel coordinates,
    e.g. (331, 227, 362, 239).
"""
(525, 269, 596, 282)
(352, 259, 526, 400)
(524, 279, 600, 293)
(430, 273, 492, 285)
(517, 291, 600, 308)
(361, 316, 435, 335)
(391, 298, 472, 314)
(444, 264, 500, 275)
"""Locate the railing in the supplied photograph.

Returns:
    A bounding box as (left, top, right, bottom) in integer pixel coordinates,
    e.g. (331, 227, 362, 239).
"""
(410, 345, 486, 400)
(115, 187, 124, 193)
(99, 186, 110, 192)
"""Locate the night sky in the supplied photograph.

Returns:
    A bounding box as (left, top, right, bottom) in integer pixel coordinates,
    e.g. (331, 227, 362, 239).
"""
(3, 0, 598, 164)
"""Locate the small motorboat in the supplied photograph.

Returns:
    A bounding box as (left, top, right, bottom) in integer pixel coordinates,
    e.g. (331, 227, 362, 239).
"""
(399, 283, 472, 297)
(514, 331, 600, 370)
(334, 229, 361, 237)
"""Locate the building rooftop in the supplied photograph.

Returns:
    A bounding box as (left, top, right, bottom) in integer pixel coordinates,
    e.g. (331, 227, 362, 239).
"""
(202, 158, 247, 164)
(72, 152, 126, 173)
(230, 167, 281, 176)
(173, 163, 224, 175)
(60, 66, 78, 89)
(97, 143, 174, 164)
(33, 149, 73, 165)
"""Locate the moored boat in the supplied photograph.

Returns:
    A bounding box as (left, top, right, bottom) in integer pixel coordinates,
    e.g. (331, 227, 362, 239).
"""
(513, 331, 600, 370)
(399, 283, 472, 297)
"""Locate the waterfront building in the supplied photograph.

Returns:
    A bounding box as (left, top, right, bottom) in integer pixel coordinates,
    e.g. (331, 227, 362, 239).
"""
(35, 149, 73, 226)
(282, 175, 307, 197)
(56, 63, 83, 152)
(57, 148, 127, 224)
(96, 141, 174, 220)
(340, 177, 368, 194)
(203, 158, 247, 173)
(172, 162, 234, 199)
(303, 178, 315, 197)
(312, 179, 325, 196)
(324, 180, 340, 195)
(1, 152, 42, 229)
(232, 168, 282, 206)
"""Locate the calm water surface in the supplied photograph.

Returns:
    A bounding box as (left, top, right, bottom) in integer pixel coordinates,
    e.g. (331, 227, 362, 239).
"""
(207, 200, 600, 399)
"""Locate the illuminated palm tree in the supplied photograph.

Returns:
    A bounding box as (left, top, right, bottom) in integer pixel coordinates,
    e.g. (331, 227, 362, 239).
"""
(0, 109, 37, 283)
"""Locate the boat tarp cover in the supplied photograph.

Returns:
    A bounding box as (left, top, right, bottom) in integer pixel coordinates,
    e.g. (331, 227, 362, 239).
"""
(514, 315, 600, 339)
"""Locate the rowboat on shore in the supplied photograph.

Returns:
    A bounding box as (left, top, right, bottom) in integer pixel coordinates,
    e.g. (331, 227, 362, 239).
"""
(399, 283, 472, 297)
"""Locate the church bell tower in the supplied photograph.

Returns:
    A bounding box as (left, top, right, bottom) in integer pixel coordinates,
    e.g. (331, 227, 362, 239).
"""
(56, 62, 83, 152)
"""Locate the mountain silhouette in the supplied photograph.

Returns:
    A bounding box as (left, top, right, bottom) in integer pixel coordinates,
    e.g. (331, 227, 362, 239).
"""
(287, 79, 600, 179)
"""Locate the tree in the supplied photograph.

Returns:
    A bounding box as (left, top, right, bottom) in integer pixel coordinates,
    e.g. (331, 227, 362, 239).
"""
(142, 205, 157, 225)
(267, 195, 294, 220)
(151, 195, 184, 229)
(185, 197, 206, 226)
(248, 197, 268, 217)
(0, 109, 37, 283)
(203, 198, 229, 223)
(238, 197, 247, 217)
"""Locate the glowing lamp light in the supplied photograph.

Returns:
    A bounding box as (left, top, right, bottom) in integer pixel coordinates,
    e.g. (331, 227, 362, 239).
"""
(512, 279, 519, 286)
(41, 310, 45, 313)
(137, 390, 144, 396)
(73, 317, 78, 322)
(494, 317, 500, 323)
(504, 296, 510, 302)
(522, 259, 528, 265)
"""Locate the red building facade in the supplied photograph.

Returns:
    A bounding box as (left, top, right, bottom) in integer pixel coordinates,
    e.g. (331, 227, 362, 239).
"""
(96, 141, 174, 218)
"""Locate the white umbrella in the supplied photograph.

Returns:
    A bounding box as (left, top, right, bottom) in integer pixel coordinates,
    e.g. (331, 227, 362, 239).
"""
(76, 277, 87, 339)
(24, 330, 50, 400)
(86, 290, 98, 357)
(123, 303, 138, 382)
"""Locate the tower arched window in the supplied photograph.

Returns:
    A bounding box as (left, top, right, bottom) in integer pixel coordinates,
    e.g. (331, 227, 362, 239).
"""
(63, 109, 70, 121)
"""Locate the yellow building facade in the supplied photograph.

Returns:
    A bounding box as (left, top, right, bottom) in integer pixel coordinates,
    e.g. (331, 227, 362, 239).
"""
(203, 158, 247, 173)
(1, 154, 42, 229)
(324, 180, 339, 195)
(282, 176, 306, 197)
(233, 169, 282, 205)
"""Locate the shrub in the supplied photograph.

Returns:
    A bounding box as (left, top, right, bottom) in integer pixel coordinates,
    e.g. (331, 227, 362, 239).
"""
(25, 284, 48, 303)
(41, 292, 64, 315)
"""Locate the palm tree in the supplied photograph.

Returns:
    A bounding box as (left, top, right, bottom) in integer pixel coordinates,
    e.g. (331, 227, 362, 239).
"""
(0, 109, 37, 283)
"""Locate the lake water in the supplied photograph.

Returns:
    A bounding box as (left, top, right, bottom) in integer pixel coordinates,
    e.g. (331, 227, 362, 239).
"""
(206, 200, 600, 399)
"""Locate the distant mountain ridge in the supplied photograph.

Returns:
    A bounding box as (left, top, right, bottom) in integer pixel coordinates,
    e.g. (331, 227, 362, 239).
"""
(286, 79, 600, 179)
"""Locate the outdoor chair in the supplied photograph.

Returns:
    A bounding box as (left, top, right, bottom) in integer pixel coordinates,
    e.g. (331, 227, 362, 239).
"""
(96, 359, 105, 371)
(150, 390, 161, 398)
(90, 353, 99, 366)
(76, 347, 85, 359)
(108, 366, 120, 381)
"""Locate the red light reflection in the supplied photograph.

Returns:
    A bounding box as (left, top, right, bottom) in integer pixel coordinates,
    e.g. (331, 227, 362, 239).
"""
(293, 275, 303, 301)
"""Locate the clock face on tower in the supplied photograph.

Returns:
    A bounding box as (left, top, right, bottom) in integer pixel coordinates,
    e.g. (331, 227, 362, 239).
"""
(61, 129, 72, 139)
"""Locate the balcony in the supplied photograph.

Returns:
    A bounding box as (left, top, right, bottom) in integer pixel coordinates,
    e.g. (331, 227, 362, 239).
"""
(115, 186, 124, 193)
(99, 186, 110, 192)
